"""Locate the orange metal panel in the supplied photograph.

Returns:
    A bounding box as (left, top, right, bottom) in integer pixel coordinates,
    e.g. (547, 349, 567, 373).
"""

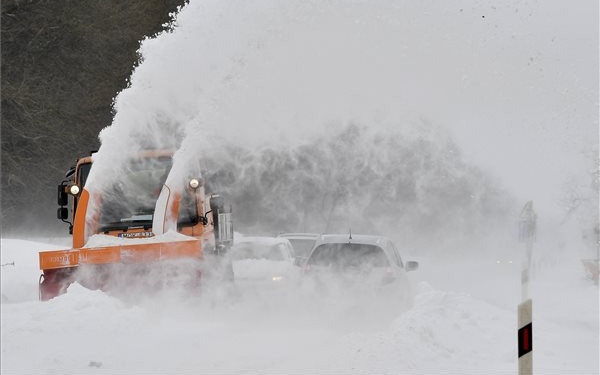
(73, 239, 202, 265)
(119, 239, 202, 263)
(119, 243, 162, 263)
(41, 237, 202, 270)
(170, 192, 181, 229)
(73, 189, 90, 248)
(159, 239, 203, 259)
(79, 247, 121, 264)
(39, 249, 80, 270)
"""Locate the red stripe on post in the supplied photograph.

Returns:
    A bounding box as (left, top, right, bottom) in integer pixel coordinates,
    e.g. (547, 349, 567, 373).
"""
(518, 322, 533, 357)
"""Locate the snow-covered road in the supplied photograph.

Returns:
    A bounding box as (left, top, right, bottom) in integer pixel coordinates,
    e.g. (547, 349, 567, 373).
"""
(1, 238, 598, 374)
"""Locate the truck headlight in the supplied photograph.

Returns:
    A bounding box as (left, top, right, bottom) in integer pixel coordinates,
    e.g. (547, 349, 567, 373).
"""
(189, 178, 200, 189)
(69, 185, 80, 195)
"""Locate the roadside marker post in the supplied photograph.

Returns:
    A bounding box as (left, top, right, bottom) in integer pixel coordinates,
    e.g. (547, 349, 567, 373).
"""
(518, 201, 536, 375)
(518, 299, 533, 374)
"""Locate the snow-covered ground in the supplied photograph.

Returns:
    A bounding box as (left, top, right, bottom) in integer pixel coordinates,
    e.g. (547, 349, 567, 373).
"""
(2, 237, 597, 374)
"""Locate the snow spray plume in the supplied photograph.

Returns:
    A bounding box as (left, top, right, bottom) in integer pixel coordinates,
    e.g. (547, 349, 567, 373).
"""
(87, 0, 513, 191)
(85, 0, 289, 202)
(201, 124, 515, 255)
(86, 0, 593, 257)
(72, 255, 237, 309)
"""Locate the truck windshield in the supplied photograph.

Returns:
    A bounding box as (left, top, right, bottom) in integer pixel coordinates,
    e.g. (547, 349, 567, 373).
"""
(98, 156, 172, 232)
(77, 162, 92, 189)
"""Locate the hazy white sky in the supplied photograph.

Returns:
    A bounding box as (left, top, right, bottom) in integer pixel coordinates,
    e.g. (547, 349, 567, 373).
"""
(427, 1, 598, 216)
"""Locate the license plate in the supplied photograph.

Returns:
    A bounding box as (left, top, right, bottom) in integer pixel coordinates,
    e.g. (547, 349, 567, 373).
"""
(117, 231, 154, 238)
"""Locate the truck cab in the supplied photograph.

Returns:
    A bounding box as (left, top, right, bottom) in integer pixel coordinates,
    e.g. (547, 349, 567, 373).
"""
(41, 150, 234, 300)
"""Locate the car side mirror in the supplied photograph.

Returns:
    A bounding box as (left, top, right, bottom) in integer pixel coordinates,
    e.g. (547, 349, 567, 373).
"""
(405, 261, 419, 272)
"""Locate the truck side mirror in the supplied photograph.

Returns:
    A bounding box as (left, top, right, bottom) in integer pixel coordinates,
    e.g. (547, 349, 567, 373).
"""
(210, 195, 233, 253)
(57, 207, 68, 220)
(58, 184, 68, 206)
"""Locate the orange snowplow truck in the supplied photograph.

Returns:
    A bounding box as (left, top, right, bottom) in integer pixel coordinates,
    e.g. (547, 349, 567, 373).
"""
(38, 151, 234, 300)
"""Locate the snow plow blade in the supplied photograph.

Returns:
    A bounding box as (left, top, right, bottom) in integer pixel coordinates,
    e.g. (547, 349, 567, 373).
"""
(39, 238, 203, 300)
(40, 239, 202, 269)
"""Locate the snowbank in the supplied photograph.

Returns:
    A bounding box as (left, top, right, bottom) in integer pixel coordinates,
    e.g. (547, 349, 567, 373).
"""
(2, 238, 597, 374)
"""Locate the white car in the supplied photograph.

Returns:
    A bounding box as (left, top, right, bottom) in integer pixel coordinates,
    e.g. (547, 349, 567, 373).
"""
(230, 236, 299, 284)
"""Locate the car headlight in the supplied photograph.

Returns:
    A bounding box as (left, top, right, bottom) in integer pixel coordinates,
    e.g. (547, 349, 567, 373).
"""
(272, 276, 284, 282)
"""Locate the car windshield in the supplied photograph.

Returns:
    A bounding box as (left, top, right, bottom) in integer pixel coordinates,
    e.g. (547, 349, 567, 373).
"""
(307, 243, 389, 269)
(98, 156, 172, 231)
(231, 243, 288, 261)
(287, 238, 316, 257)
